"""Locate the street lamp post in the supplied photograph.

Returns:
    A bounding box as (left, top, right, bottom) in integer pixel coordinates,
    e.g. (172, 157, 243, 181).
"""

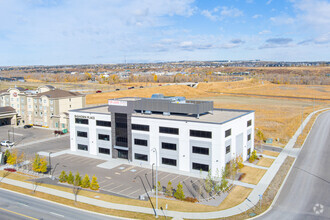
(48, 152, 52, 175)
(152, 148, 158, 218)
(152, 163, 155, 190)
(51, 163, 59, 179)
(134, 175, 157, 217)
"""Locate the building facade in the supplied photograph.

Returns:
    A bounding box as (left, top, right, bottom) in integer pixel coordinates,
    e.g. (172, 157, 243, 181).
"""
(69, 96, 254, 176)
(0, 85, 85, 129)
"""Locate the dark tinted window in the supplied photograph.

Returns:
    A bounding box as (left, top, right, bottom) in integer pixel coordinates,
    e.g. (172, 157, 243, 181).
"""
(135, 153, 148, 161)
(162, 157, 177, 166)
(247, 120, 252, 127)
(99, 147, 110, 155)
(77, 131, 87, 138)
(192, 146, 209, 155)
(226, 145, 231, 154)
(159, 127, 179, 135)
(98, 134, 110, 141)
(192, 163, 209, 172)
(75, 118, 88, 125)
(132, 124, 149, 131)
(225, 129, 231, 137)
(77, 144, 88, 151)
(96, 120, 111, 127)
(190, 130, 212, 138)
(134, 139, 148, 146)
(161, 142, 177, 150)
(247, 134, 251, 141)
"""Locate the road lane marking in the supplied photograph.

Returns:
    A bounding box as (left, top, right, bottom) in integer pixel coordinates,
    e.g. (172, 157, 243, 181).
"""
(50, 212, 65, 217)
(0, 207, 38, 220)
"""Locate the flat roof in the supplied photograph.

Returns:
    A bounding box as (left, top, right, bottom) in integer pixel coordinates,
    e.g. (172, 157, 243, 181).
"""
(72, 105, 253, 124)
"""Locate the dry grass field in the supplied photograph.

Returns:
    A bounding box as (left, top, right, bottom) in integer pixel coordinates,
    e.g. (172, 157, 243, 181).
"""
(240, 166, 267, 185)
(262, 150, 280, 157)
(257, 157, 275, 167)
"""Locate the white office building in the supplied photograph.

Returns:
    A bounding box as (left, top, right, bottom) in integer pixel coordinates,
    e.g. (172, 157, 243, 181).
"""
(69, 95, 254, 176)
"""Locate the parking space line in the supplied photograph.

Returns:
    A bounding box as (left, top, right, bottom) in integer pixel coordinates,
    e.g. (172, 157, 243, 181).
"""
(182, 176, 190, 182)
(133, 168, 147, 175)
(170, 175, 181, 182)
(117, 186, 133, 194)
(102, 182, 115, 188)
(108, 184, 124, 191)
(126, 188, 143, 196)
(121, 166, 135, 173)
(159, 173, 172, 181)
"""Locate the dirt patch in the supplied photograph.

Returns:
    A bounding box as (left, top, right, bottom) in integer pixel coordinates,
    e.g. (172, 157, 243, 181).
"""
(257, 157, 275, 167)
(240, 166, 267, 185)
(262, 150, 280, 157)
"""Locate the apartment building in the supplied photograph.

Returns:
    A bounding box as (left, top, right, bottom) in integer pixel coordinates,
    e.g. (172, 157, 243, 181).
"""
(0, 85, 85, 129)
(69, 95, 254, 176)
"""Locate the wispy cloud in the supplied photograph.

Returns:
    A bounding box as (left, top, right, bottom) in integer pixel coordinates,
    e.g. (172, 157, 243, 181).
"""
(201, 6, 243, 21)
(260, 37, 293, 49)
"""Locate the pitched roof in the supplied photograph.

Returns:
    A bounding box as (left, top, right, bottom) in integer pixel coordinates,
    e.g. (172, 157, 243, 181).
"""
(0, 106, 16, 113)
(35, 89, 84, 99)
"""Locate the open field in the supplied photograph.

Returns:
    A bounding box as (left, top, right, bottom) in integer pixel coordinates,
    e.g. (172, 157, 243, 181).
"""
(257, 157, 275, 167)
(240, 166, 267, 185)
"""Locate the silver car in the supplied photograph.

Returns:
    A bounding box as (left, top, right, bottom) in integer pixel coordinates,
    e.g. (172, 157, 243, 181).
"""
(0, 140, 15, 148)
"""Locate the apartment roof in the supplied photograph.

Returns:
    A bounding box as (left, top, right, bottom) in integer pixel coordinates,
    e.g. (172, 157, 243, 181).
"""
(71, 105, 253, 124)
(35, 89, 84, 99)
(0, 106, 16, 113)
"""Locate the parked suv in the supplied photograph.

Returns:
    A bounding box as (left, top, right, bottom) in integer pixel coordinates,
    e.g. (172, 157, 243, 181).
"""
(24, 124, 33, 129)
(1, 140, 14, 148)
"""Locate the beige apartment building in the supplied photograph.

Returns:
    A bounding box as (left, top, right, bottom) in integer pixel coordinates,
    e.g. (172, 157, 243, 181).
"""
(0, 85, 85, 130)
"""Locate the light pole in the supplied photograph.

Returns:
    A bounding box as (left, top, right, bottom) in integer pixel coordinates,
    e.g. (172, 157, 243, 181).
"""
(48, 152, 52, 175)
(134, 175, 157, 217)
(152, 148, 158, 218)
(52, 163, 59, 179)
(152, 163, 155, 190)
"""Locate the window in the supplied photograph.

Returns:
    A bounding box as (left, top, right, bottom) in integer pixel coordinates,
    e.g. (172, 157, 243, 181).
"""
(55, 122, 58, 128)
(78, 144, 88, 151)
(116, 122, 127, 128)
(192, 163, 209, 172)
(135, 153, 148, 161)
(40, 112, 42, 116)
(116, 137, 127, 144)
(62, 123, 65, 128)
(35, 112, 37, 116)
(226, 145, 231, 154)
(99, 148, 110, 155)
(98, 134, 110, 141)
(225, 129, 231, 137)
(247, 134, 251, 141)
(162, 157, 177, 166)
(50, 100, 53, 104)
(247, 148, 251, 156)
(43, 99, 46, 103)
(132, 124, 149, 131)
(75, 118, 88, 125)
(162, 142, 177, 150)
(192, 146, 209, 155)
(159, 126, 179, 135)
(96, 120, 111, 127)
(190, 130, 212, 138)
(34, 99, 37, 103)
(134, 139, 148, 146)
(247, 120, 252, 127)
(77, 131, 87, 138)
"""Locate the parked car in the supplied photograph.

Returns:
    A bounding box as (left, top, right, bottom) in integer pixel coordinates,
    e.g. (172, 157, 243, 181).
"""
(115, 88, 120, 91)
(1, 140, 14, 148)
(128, 86, 134, 89)
(140, 86, 144, 88)
(96, 90, 102, 93)
(24, 124, 33, 129)
(54, 130, 64, 135)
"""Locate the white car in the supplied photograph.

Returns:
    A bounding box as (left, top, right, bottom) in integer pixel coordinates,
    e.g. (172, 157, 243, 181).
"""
(0, 140, 15, 148)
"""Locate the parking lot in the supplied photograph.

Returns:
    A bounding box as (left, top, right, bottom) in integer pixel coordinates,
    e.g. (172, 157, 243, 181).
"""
(51, 154, 212, 200)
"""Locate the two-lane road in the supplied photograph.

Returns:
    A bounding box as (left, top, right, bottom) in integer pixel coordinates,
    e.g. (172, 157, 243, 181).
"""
(0, 188, 123, 220)
(259, 111, 330, 220)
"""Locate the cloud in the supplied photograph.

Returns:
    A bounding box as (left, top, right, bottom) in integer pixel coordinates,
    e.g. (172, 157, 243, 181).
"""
(270, 15, 295, 25)
(219, 39, 245, 49)
(252, 14, 262, 19)
(260, 38, 293, 49)
(246, 0, 254, 3)
(258, 30, 271, 35)
(201, 6, 243, 21)
(266, 0, 273, 5)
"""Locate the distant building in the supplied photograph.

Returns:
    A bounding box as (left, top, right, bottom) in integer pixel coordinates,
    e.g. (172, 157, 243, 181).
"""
(0, 85, 85, 129)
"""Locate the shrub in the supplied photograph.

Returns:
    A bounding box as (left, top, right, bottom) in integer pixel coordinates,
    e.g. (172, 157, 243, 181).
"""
(32, 154, 48, 173)
(74, 172, 82, 186)
(59, 171, 67, 183)
(67, 171, 74, 184)
(236, 156, 244, 169)
(184, 197, 198, 203)
(81, 174, 90, 188)
(249, 150, 258, 163)
(165, 181, 173, 197)
(90, 175, 99, 190)
(174, 182, 185, 200)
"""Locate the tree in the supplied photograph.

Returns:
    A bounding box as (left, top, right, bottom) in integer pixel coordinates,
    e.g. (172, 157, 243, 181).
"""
(153, 74, 158, 82)
(249, 150, 258, 162)
(17, 152, 25, 164)
(81, 174, 90, 188)
(59, 171, 67, 183)
(67, 171, 74, 184)
(174, 182, 185, 200)
(6, 150, 17, 165)
(236, 155, 244, 169)
(32, 154, 41, 172)
(220, 168, 229, 192)
(4, 150, 10, 164)
(165, 181, 173, 197)
(213, 169, 221, 193)
(229, 159, 238, 181)
(39, 157, 48, 173)
(204, 170, 214, 195)
(74, 172, 82, 187)
(155, 181, 161, 194)
(90, 175, 99, 190)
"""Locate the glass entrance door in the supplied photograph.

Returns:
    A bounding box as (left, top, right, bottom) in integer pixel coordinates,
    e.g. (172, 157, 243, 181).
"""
(118, 149, 128, 159)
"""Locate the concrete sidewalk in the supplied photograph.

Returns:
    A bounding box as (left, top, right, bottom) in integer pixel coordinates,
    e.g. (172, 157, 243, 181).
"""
(1, 108, 329, 219)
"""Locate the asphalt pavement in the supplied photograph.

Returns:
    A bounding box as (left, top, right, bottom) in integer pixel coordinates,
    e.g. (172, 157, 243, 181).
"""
(258, 111, 330, 220)
(0, 188, 123, 220)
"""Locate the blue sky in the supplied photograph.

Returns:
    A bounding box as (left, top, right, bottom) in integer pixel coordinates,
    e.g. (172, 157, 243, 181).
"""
(0, 0, 329, 66)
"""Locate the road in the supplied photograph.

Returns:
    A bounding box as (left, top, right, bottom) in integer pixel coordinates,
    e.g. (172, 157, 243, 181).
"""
(259, 111, 330, 220)
(0, 188, 122, 220)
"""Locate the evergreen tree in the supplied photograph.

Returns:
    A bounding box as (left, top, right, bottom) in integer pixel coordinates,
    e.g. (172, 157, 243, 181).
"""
(81, 174, 90, 188)
(165, 181, 173, 197)
(67, 171, 74, 184)
(74, 172, 82, 186)
(90, 175, 99, 190)
(174, 182, 185, 200)
(59, 171, 67, 183)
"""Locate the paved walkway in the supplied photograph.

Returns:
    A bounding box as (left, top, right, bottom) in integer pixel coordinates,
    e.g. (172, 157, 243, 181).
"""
(15, 134, 69, 148)
(1, 108, 329, 219)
